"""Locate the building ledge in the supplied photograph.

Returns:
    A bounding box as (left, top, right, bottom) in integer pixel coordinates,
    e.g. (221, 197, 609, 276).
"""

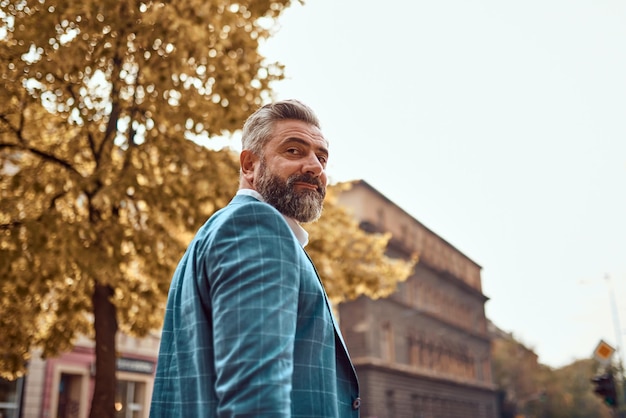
(351, 356, 499, 392)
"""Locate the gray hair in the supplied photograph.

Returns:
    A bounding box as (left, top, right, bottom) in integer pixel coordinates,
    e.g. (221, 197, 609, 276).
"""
(241, 99, 321, 156)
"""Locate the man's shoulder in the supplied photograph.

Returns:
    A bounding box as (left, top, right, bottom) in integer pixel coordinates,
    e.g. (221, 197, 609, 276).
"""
(209, 194, 287, 231)
(222, 194, 282, 217)
(196, 196, 297, 256)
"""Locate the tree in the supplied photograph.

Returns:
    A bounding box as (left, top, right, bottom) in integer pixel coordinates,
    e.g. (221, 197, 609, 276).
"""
(544, 359, 613, 418)
(0, 2, 414, 418)
(491, 328, 612, 418)
(0, 1, 291, 417)
(491, 332, 543, 416)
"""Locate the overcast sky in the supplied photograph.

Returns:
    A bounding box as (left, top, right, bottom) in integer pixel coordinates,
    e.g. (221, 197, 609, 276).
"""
(242, 0, 626, 368)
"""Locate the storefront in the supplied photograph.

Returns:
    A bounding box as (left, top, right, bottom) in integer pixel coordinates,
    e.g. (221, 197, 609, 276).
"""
(114, 357, 155, 418)
(21, 334, 160, 418)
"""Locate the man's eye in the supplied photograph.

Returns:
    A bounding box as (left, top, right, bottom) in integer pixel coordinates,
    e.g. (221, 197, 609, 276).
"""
(318, 155, 328, 164)
(287, 148, 300, 155)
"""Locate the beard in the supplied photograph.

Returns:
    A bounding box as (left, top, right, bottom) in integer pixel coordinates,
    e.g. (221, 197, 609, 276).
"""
(255, 160, 326, 223)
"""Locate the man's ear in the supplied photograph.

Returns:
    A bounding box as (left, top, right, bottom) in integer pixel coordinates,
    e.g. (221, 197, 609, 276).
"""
(240, 150, 258, 185)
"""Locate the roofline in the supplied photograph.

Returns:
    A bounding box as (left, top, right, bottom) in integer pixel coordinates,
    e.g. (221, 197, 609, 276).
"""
(340, 179, 482, 269)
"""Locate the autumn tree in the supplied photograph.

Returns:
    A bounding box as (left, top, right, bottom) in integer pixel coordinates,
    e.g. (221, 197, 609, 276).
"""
(541, 359, 614, 418)
(491, 332, 543, 416)
(1, 2, 415, 418)
(0, 1, 291, 417)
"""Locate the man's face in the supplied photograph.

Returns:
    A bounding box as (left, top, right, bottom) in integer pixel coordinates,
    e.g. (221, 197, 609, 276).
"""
(253, 120, 328, 223)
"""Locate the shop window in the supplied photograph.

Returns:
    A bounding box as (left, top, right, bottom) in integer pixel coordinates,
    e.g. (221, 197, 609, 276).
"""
(0, 378, 22, 418)
(115, 380, 146, 418)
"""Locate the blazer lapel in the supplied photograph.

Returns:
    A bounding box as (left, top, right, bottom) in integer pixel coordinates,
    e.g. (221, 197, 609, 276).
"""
(303, 251, 358, 379)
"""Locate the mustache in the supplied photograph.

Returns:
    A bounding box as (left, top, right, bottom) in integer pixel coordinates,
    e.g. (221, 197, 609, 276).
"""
(287, 174, 325, 193)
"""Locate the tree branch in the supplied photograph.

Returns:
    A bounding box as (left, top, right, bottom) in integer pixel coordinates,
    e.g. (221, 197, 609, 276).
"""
(0, 219, 23, 230)
(0, 188, 69, 229)
(0, 142, 83, 178)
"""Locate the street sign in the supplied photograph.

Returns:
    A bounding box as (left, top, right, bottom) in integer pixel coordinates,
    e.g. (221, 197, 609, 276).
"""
(593, 339, 615, 364)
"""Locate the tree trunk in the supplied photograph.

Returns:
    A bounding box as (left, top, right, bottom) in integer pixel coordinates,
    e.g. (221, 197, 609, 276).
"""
(89, 282, 118, 418)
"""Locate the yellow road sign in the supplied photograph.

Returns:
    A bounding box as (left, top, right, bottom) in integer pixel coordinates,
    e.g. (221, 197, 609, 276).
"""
(593, 340, 615, 363)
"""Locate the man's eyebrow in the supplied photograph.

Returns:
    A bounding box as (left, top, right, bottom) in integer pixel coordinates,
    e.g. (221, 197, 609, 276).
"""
(284, 137, 329, 155)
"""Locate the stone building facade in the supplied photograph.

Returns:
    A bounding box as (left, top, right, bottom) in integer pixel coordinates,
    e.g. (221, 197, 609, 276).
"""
(336, 180, 499, 418)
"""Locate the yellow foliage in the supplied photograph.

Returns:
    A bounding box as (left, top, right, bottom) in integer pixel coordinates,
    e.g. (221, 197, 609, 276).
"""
(0, 0, 411, 383)
(0, 0, 287, 379)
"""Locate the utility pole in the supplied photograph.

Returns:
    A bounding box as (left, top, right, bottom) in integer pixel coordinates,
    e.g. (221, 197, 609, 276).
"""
(606, 274, 624, 367)
(605, 274, 625, 418)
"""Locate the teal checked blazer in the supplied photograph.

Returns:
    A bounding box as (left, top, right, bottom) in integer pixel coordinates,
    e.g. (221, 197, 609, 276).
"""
(150, 194, 360, 417)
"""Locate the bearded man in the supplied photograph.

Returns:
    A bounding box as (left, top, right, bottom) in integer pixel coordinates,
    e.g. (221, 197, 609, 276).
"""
(150, 100, 361, 418)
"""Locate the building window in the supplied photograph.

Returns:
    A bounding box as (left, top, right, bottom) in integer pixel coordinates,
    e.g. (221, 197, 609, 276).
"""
(408, 335, 423, 367)
(411, 394, 425, 418)
(380, 322, 395, 362)
(57, 373, 83, 418)
(377, 207, 385, 229)
(0, 378, 22, 418)
(115, 380, 146, 418)
(406, 279, 420, 307)
(385, 390, 395, 418)
(408, 336, 416, 366)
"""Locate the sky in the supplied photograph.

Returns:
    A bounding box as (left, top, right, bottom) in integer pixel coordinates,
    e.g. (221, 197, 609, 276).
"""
(233, 0, 626, 369)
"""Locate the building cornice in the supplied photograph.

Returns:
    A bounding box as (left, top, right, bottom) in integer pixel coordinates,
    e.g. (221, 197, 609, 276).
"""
(373, 295, 492, 342)
(351, 356, 499, 393)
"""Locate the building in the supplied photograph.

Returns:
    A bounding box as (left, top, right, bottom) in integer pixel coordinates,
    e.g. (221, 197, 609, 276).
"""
(337, 180, 499, 418)
(14, 333, 159, 418)
(0, 376, 24, 418)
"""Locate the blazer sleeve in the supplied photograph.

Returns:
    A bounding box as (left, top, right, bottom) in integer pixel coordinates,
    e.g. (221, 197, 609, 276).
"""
(203, 201, 302, 417)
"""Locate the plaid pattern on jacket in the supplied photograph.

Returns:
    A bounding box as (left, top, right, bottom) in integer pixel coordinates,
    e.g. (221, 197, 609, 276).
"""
(149, 194, 360, 417)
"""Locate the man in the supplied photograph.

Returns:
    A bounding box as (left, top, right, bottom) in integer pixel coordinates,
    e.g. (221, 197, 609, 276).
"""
(150, 100, 360, 417)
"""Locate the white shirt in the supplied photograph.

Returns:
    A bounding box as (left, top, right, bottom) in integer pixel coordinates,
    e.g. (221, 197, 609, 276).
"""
(236, 189, 309, 247)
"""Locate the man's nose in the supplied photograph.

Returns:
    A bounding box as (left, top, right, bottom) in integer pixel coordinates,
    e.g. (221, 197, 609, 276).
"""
(302, 153, 324, 177)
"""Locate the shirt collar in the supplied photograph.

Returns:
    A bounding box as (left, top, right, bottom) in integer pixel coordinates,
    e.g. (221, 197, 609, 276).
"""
(236, 189, 309, 247)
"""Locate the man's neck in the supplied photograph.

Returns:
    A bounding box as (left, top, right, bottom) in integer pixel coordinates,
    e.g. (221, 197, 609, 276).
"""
(237, 188, 263, 202)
